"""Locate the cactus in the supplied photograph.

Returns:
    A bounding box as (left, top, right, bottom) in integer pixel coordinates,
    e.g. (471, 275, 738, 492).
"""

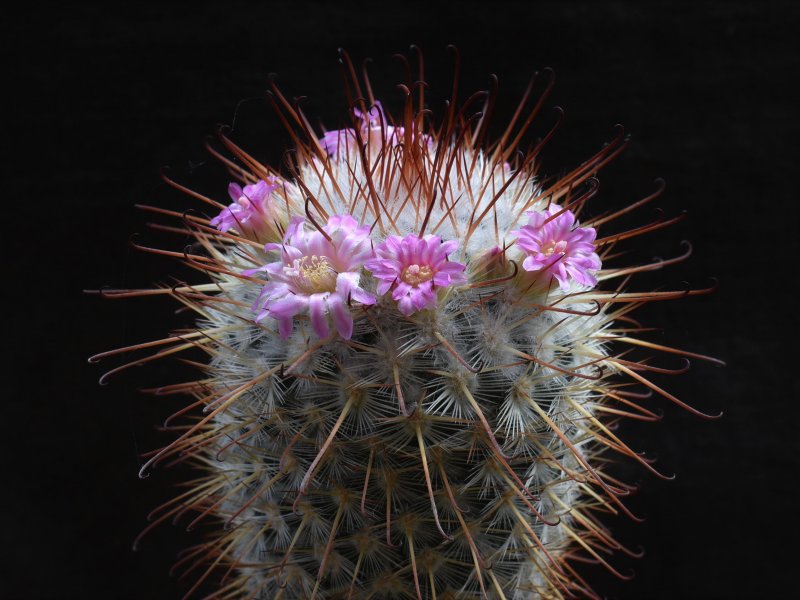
(93, 50, 721, 599)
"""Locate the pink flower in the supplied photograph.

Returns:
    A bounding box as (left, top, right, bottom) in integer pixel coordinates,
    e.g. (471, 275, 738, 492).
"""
(247, 215, 376, 340)
(211, 177, 281, 238)
(512, 204, 601, 291)
(320, 101, 421, 156)
(365, 234, 467, 316)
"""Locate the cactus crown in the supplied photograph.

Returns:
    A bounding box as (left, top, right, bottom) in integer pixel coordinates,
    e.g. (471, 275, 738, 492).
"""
(93, 49, 721, 599)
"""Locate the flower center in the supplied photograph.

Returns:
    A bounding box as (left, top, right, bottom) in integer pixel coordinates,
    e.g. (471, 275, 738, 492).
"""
(401, 263, 434, 286)
(293, 255, 337, 293)
(542, 239, 568, 256)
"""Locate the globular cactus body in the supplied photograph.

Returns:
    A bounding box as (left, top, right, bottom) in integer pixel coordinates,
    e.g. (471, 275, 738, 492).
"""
(97, 52, 720, 600)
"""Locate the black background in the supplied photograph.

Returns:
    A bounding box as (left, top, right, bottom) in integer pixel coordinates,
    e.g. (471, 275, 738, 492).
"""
(7, 1, 799, 598)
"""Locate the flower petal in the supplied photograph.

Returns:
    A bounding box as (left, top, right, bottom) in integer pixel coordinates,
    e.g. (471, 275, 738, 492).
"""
(278, 318, 293, 339)
(309, 294, 329, 338)
(397, 294, 414, 316)
(228, 182, 243, 202)
(327, 294, 353, 340)
(267, 293, 308, 320)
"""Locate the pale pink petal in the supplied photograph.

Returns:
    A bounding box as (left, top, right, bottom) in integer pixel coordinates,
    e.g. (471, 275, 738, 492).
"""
(397, 295, 414, 316)
(376, 278, 395, 296)
(278, 318, 293, 339)
(267, 294, 308, 320)
(242, 264, 270, 277)
(309, 294, 329, 338)
(439, 239, 459, 256)
(522, 255, 542, 272)
(350, 288, 376, 306)
(327, 294, 353, 340)
(392, 281, 413, 300)
(227, 182, 243, 202)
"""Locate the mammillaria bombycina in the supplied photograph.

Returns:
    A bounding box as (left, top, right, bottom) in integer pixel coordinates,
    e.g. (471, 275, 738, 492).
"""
(92, 49, 722, 599)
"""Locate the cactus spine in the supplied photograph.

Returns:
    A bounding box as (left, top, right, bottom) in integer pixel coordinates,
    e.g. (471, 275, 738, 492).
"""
(95, 51, 721, 599)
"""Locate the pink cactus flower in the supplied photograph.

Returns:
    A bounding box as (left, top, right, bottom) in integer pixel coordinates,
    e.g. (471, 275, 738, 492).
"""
(210, 177, 282, 238)
(320, 101, 421, 156)
(365, 234, 467, 316)
(247, 215, 376, 340)
(512, 204, 601, 291)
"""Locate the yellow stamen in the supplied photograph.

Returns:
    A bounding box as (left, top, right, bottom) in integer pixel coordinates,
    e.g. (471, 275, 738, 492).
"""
(295, 255, 337, 293)
(401, 263, 433, 286)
